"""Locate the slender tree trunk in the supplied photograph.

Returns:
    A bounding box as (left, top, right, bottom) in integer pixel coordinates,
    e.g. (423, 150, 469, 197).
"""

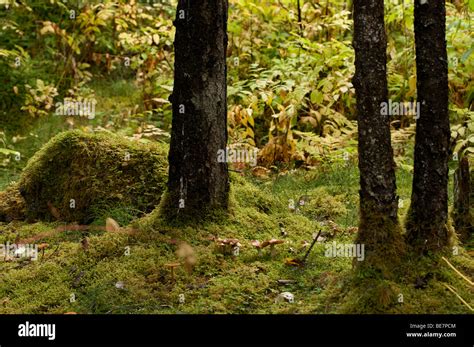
(406, 0, 450, 253)
(164, 0, 230, 220)
(453, 156, 472, 241)
(297, 0, 303, 35)
(353, 0, 402, 272)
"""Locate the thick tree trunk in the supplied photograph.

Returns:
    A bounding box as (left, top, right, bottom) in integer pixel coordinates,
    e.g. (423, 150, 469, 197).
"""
(406, 1, 450, 252)
(164, 0, 230, 220)
(453, 156, 472, 241)
(353, 0, 402, 271)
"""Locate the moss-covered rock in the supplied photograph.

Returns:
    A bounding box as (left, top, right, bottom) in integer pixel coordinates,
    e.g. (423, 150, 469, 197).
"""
(0, 130, 168, 223)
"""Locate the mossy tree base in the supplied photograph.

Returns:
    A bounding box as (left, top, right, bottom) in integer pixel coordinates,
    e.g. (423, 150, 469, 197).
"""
(405, 206, 453, 255)
(355, 211, 406, 279)
(152, 190, 230, 227)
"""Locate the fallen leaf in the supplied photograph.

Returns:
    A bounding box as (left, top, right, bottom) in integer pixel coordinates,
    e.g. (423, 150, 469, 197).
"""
(106, 218, 120, 232)
(284, 258, 304, 267)
(251, 166, 271, 178)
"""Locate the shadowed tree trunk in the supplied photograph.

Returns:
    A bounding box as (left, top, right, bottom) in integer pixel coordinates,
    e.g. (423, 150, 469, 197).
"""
(453, 156, 472, 241)
(353, 0, 403, 273)
(406, 0, 451, 253)
(163, 0, 230, 220)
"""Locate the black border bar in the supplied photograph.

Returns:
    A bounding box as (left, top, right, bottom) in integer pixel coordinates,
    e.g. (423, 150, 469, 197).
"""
(0, 314, 472, 345)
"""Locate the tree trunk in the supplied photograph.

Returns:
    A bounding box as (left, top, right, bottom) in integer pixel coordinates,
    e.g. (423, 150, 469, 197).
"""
(164, 0, 230, 220)
(406, 0, 450, 253)
(297, 0, 303, 35)
(353, 0, 402, 272)
(453, 156, 472, 241)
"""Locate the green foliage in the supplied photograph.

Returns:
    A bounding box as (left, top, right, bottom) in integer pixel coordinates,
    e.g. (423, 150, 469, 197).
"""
(451, 107, 474, 161)
(1, 0, 472, 170)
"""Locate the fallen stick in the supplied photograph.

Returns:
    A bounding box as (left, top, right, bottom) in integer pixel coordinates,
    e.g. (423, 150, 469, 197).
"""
(441, 256, 473, 287)
(442, 283, 473, 311)
(302, 229, 322, 264)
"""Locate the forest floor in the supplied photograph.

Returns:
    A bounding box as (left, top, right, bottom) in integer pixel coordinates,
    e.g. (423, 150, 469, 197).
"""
(0, 150, 473, 314)
(0, 78, 473, 314)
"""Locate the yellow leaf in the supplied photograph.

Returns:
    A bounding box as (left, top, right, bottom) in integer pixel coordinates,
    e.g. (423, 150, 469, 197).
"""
(247, 114, 255, 127)
(40, 22, 55, 35)
(408, 75, 417, 97)
(284, 258, 304, 267)
(246, 127, 255, 139)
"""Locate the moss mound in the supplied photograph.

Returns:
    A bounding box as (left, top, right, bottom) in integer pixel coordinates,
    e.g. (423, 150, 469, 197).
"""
(0, 130, 168, 223)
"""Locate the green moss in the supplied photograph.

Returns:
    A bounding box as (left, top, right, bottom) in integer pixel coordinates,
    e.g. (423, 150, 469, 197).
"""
(304, 187, 348, 221)
(336, 250, 474, 314)
(354, 200, 406, 279)
(0, 165, 472, 315)
(1, 130, 168, 223)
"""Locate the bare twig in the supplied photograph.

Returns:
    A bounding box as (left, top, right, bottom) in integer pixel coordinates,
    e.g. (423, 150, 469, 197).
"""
(441, 256, 473, 287)
(442, 283, 473, 311)
(302, 229, 322, 264)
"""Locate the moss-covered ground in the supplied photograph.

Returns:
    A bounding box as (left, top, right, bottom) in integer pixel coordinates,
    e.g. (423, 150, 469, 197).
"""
(0, 142, 472, 314)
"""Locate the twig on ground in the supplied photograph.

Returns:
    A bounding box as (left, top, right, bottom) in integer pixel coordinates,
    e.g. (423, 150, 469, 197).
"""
(302, 229, 322, 264)
(442, 283, 473, 311)
(441, 256, 473, 287)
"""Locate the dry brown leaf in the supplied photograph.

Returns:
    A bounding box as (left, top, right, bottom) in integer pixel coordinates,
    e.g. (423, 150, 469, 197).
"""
(251, 166, 271, 178)
(106, 218, 120, 232)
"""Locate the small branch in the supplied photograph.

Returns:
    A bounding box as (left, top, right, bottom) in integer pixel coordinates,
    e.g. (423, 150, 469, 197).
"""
(441, 256, 473, 287)
(302, 229, 322, 264)
(442, 283, 473, 311)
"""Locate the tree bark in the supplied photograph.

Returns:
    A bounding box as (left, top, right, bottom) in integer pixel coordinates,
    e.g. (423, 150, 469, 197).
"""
(353, 0, 402, 271)
(406, 0, 450, 252)
(453, 156, 472, 241)
(165, 0, 230, 220)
